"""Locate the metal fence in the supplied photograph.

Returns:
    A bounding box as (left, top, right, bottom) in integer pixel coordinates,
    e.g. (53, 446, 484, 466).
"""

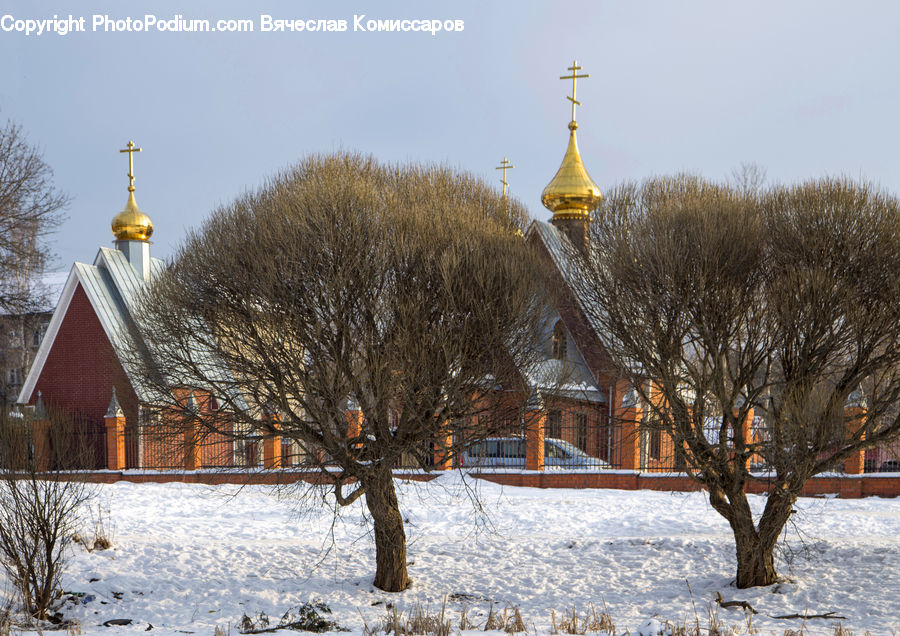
(0, 415, 107, 472)
(135, 425, 326, 471)
(11, 407, 900, 475)
(455, 410, 627, 470)
(866, 439, 900, 473)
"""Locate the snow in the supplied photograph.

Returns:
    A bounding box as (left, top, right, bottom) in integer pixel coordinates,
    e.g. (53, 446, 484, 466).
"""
(7, 472, 900, 635)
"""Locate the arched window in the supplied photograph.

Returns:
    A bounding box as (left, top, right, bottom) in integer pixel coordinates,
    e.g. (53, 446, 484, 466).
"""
(551, 320, 567, 360)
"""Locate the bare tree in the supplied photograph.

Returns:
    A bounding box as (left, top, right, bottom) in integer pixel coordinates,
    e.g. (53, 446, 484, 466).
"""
(0, 407, 94, 621)
(728, 162, 767, 197)
(0, 121, 67, 313)
(578, 174, 900, 588)
(126, 153, 545, 591)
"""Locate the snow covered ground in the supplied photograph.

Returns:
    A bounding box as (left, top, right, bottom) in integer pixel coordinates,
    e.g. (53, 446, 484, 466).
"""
(9, 472, 900, 635)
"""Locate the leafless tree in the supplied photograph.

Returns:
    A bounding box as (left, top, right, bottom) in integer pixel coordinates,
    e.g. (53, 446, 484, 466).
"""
(0, 121, 67, 314)
(728, 162, 767, 197)
(126, 153, 545, 591)
(578, 174, 900, 588)
(0, 407, 94, 621)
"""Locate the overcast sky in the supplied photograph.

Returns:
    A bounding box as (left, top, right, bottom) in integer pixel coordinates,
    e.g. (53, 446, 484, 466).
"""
(3, 0, 900, 269)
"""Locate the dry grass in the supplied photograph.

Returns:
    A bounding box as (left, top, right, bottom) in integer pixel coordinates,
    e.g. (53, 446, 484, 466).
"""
(827, 625, 876, 636)
(505, 606, 526, 633)
(73, 504, 115, 553)
(366, 600, 452, 636)
(550, 603, 616, 634)
(458, 604, 471, 632)
(363, 599, 531, 635)
(88, 503, 114, 551)
(345, 600, 886, 636)
(483, 603, 526, 633)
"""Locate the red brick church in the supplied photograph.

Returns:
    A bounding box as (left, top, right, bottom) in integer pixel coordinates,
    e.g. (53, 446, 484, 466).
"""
(18, 64, 888, 479)
(14, 62, 663, 474)
(17, 141, 165, 469)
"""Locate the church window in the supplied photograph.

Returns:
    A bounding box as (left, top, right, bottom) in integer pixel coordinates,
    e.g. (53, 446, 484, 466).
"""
(7, 368, 21, 385)
(551, 321, 567, 360)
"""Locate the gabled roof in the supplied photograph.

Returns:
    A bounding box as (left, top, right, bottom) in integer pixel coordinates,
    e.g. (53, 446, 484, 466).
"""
(530, 221, 605, 335)
(18, 247, 166, 404)
(528, 358, 607, 403)
(528, 220, 619, 388)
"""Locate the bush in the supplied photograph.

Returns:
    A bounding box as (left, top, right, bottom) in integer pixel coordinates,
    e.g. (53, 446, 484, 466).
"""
(0, 411, 94, 621)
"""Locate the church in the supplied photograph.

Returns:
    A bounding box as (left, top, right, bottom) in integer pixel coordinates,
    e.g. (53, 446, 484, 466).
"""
(13, 63, 714, 475)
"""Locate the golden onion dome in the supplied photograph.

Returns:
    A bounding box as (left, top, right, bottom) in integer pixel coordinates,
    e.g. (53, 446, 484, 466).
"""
(111, 190, 153, 242)
(541, 121, 602, 220)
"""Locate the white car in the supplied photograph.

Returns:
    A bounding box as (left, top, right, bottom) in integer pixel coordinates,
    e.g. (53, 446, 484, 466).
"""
(460, 436, 609, 469)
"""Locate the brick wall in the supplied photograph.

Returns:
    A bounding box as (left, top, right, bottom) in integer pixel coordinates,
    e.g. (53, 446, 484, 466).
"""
(472, 471, 900, 498)
(29, 283, 140, 467)
(32, 468, 900, 498)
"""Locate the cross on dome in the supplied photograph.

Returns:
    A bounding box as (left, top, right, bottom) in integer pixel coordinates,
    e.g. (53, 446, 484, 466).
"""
(119, 140, 142, 193)
(559, 60, 589, 126)
(495, 157, 514, 197)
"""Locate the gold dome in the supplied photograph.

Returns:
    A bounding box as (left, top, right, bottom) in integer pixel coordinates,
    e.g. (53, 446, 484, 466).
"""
(112, 190, 153, 242)
(541, 121, 602, 220)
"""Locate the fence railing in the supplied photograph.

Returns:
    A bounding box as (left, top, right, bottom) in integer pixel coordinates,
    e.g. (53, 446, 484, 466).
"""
(7, 408, 900, 475)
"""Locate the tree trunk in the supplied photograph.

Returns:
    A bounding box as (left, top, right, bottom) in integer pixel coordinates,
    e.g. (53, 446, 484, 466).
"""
(363, 467, 409, 592)
(734, 531, 777, 589)
(708, 484, 783, 589)
(735, 488, 796, 589)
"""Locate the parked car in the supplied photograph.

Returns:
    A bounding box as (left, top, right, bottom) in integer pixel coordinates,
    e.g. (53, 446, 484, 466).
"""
(878, 459, 900, 473)
(460, 437, 609, 469)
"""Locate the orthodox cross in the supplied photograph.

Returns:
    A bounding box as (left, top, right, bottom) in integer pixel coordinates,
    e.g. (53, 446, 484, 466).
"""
(119, 140, 142, 192)
(495, 157, 514, 197)
(560, 60, 589, 124)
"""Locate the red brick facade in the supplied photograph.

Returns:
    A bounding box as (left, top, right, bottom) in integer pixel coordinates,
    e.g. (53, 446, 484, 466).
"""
(28, 283, 140, 468)
(30, 284, 137, 420)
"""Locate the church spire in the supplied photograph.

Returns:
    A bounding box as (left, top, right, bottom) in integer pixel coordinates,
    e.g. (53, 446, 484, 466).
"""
(541, 61, 602, 255)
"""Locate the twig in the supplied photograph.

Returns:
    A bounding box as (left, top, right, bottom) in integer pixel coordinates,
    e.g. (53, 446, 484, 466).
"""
(768, 611, 847, 620)
(715, 592, 758, 614)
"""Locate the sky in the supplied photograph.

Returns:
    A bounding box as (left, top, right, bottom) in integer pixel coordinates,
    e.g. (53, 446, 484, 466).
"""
(3, 0, 900, 270)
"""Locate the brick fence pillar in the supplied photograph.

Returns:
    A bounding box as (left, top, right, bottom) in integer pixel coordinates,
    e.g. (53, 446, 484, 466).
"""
(432, 427, 453, 471)
(524, 393, 545, 471)
(617, 387, 642, 471)
(183, 426, 200, 470)
(104, 388, 126, 470)
(736, 407, 754, 472)
(345, 403, 363, 440)
(844, 390, 866, 475)
(261, 409, 281, 470)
